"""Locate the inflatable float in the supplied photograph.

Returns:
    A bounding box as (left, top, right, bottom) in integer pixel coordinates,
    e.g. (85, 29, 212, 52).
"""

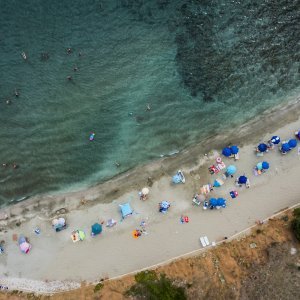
(89, 132, 95, 141)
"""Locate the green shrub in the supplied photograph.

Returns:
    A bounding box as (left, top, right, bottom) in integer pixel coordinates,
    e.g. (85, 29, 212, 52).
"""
(293, 208, 300, 218)
(126, 271, 186, 300)
(291, 216, 300, 241)
(94, 282, 104, 293)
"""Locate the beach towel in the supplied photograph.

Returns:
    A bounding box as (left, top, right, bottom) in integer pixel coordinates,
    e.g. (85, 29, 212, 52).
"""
(217, 161, 226, 170)
(200, 184, 212, 195)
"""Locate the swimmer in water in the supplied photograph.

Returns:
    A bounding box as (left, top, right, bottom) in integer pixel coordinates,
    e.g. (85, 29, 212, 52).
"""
(115, 162, 120, 167)
(67, 76, 72, 81)
(15, 89, 19, 97)
(67, 48, 72, 54)
(6, 99, 11, 105)
(146, 103, 151, 111)
(73, 65, 78, 71)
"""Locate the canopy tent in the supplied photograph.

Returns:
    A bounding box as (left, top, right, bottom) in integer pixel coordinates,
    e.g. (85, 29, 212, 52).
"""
(120, 203, 133, 219)
(281, 142, 290, 153)
(91, 223, 102, 236)
(288, 139, 297, 148)
(226, 165, 237, 175)
(258, 143, 268, 152)
(222, 147, 231, 157)
(238, 175, 248, 184)
(230, 145, 239, 155)
(213, 178, 224, 187)
(271, 136, 280, 144)
(172, 170, 185, 184)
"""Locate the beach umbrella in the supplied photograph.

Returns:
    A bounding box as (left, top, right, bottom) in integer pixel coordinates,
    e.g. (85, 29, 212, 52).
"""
(238, 175, 247, 184)
(161, 201, 170, 209)
(91, 223, 102, 235)
(288, 139, 297, 148)
(262, 161, 269, 170)
(209, 198, 217, 207)
(230, 145, 239, 155)
(142, 187, 149, 195)
(222, 147, 232, 157)
(58, 218, 65, 226)
(281, 143, 290, 152)
(258, 143, 268, 152)
(78, 230, 86, 241)
(19, 242, 31, 254)
(52, 219, 59, 226)
(295, 131, 300, 139)
(217, 198, 226, 207)
(256, 162, 263, 170)
(227, 165, 237, 175)
(271, 136, 280, 144)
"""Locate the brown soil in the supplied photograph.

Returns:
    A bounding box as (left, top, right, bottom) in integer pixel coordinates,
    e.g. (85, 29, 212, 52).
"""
(1, 211, 299, 300)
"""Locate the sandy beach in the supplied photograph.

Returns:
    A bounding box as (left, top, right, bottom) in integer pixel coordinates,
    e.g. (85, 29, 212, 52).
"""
(1, 97, 300, 293)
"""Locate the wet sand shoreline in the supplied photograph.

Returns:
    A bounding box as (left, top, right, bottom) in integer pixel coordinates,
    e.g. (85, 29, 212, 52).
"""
(1, 95, 300, 223)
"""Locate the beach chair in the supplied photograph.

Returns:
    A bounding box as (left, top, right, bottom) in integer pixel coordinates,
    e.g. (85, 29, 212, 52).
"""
(233, 153, 239, 161)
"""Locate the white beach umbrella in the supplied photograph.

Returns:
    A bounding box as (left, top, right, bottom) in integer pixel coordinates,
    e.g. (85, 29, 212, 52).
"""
(142, 187, 149, 195)
(52, 219, 59, 226)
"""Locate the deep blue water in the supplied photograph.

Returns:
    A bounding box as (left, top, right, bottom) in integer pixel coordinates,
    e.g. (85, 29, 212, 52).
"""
(0, 0, 299, 205)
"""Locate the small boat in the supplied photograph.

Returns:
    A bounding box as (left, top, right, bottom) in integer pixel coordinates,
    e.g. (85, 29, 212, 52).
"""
(21, 51, 27, 60)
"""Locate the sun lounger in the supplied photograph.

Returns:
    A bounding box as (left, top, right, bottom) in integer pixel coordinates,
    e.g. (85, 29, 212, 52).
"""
(200, 237, 207, 247)
(192, 198, 201, 206)
(204, 236, 210, 246)
(200, 236, 210, 247)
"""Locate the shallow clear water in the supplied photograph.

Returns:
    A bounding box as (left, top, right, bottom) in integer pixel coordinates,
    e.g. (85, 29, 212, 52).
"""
(0, 0, 299, 205)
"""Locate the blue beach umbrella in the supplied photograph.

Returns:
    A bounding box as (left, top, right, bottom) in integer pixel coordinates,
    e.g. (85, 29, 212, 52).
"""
(296, 131, 300, 139)
(209, 198, 217, 207)
(222, 147, 232, 157)
(238, 175, 247, 184)
(288, 139, 297, 148)
(217, 198, 226, 207)
(262, 161, 269, 170)
(258, 143, 268, 152)
(230, 145, 239, 155)
(256, 162, 263, 170)
(271, 136, 280, 144)
(281, 143, 290, 153)
(91, 223, 102, 235)
(227, 165, 237, 175)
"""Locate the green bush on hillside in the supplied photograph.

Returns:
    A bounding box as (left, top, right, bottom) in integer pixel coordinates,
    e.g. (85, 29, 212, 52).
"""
(292, 208, 300, 241)
(126, 270, 186, 300)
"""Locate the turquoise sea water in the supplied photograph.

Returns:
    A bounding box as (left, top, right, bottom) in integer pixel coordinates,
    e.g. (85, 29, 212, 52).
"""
(0, 0, 299, 205)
